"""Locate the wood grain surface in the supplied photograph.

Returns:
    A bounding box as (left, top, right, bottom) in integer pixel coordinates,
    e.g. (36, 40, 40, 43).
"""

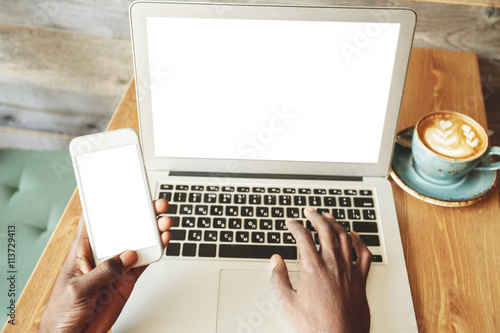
(2, 48, 500, 332)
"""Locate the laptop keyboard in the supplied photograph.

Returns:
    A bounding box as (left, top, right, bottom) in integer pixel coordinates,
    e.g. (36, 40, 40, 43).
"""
(158, 184, 384, 263)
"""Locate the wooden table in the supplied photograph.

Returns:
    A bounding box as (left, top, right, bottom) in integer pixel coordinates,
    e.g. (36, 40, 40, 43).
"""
(3, 47, 499, 332)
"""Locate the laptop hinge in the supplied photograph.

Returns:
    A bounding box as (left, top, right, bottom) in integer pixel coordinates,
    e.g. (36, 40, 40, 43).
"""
(169, 171, 363, 182)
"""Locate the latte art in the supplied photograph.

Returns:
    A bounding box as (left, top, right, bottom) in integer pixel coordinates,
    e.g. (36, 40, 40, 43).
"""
(417, 112, 487, 160)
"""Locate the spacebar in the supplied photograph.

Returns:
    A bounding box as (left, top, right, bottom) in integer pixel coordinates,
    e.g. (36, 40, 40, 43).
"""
(219, 245, 297, 260)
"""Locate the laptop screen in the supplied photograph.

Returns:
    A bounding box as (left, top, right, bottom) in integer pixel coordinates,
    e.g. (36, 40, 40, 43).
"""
(146, 17, 400, 164)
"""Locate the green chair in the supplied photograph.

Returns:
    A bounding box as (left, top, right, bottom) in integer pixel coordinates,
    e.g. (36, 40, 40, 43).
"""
(0, 149, 76, 308)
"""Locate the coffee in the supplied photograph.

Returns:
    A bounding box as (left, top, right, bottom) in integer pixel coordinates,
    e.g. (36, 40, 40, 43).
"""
(416, 111, 487, 160)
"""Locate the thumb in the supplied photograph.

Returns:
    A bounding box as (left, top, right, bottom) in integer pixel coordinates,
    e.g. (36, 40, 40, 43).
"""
(270, 254, 294, 305)
(78, 250, 138, 295)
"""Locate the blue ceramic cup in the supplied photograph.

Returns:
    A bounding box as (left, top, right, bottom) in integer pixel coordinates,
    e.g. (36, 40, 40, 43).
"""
(412, 111, 500, 185)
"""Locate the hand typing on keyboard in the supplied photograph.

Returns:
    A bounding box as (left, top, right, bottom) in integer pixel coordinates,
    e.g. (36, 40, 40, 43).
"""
(270, 207, 372, 333)
(39, 199, 173, 333)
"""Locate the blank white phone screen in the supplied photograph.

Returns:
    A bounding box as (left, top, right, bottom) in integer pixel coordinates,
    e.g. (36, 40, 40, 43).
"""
(76, 144, 157, 259)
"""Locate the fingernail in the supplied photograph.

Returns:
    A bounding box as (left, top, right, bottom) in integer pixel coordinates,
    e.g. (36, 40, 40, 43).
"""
(270, 255, 279, 269)
(305, 207, 315, 213)
(351, 231, 358, 237)
(119, 250, 138, 267)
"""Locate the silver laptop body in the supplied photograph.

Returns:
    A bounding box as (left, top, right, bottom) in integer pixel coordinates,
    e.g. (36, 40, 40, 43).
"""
(115, 2, 417, 332)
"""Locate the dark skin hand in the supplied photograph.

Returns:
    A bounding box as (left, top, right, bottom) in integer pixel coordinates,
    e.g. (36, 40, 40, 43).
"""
(270, 207, 372, 333)
(39, 199, 172, 333)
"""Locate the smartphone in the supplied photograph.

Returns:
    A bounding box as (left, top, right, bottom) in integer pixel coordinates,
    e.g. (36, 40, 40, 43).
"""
(70, 128, 163, 267)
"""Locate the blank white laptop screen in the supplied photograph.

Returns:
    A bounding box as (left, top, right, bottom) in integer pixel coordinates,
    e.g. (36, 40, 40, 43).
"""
(146, 17, 400, 164)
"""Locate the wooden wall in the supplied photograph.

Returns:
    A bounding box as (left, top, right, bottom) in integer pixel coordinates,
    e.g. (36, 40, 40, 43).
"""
(1, 0, 499, 149)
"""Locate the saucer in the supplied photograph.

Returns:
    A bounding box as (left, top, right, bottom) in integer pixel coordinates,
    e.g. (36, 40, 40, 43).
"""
(390, 133, 497, 207)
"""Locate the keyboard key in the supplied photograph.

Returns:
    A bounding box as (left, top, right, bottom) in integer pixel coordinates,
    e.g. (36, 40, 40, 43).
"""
(197, 217, 211, 228)
(324, 196, 336, 207)
(188, 230, 202, 241)
(360, 234, 380, 246)
(294, 196, 306, 206)
(344, 190, 357, 195)
(249, 194, 262, 204)
(360, 190, 373, 196)
(252, 187, 265, 193)
(165, 204, 177, 215)
(235, 194, 247, 204)
(222, 186, 234, 192)
(161, 184, 173, 190)
(268, 233, 281, 243)
(309, 196, 321, 206)
(225, 206, 239, 216)
(195, 205, 208, 215)
(159, 192, 172, 201)
(182, 243, 196, 257)
(199, 244, 216, 257)
(260, 219, 273, 230)
(279, 195, 291, 205)
(275, 220, 287, 230)
(174, 192, 187, 202)
(170, 229, 186, 241)
(306, 221, 316, 231)
(241, 207, 254, 217)
(339, 197, 352, 207)
(214, 218, 227, 228)
(354, 197, 374, 208)
(298, 188, 311, 194)
(348, 209, 361, 220)
(332, 209, 345, 219)
(268, 187, 280, 193)
(252, 232, 265, 243)
(353, 222, 378, 233)
(189, 193, 202, 203)
(236, 231, 249, 242)
(171, 216, 180, 227)
(219, 194, 232, 204)
(244, 219, 257, 229)
(363, 210, 377, 220)
(180, 205, 193, 214)
(271, 207, 284, 218)
(210, 205, 224, 216)
(314, 189, 326, 194)
(207, 186, 219, 191)
(191, 185, 204, 191)
(220, 231, 234, 242)
(284, 188, 296, 194)
(204, 193, 217, 203)
(182, 217, 196, 228)
(317, 208, 330, 215)
(283, 233, 296, 244)
(338, 221, 351, 232)
(372, 255, 383, 262)
(329, 189, 342, 195)
(314, 233, 319, 245)
(204, 230, 218, 242)
(165, 242, 180, 256)
(286, 207, 300, 218)
(229, 218, 242, 229)
(237, 187, 250, 192)
(219, 245, 297, 259)
(264, 195, 277, 205)
(256, 207, 269, 217)
(176, 185, 189, 191)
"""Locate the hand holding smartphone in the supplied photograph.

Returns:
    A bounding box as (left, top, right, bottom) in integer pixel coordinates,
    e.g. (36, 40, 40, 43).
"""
(70, 128, 163, 267)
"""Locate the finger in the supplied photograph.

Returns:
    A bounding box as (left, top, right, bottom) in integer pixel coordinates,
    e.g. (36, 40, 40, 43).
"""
(351, 231, 372, 279)
(154, 198, 169, 215)
(270, 254, 294, 305)
(161, 229, 172, 248)
(286, 218, 319, 270)
(67, 215, 95, 272)
(304, 208, 338, 260)
(77, 250, 138, 296)
(323, 212, 353, 266)
(158, 216, 173, 232)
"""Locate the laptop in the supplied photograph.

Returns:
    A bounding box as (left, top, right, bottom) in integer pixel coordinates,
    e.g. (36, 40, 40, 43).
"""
(115, 2, 417, 332)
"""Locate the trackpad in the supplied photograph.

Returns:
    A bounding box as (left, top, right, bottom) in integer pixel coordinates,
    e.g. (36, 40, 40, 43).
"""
(217, 269, 299, 333)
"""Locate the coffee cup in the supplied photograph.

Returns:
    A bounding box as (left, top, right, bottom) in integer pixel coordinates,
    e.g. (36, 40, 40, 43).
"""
(412, 110, 500, 185)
